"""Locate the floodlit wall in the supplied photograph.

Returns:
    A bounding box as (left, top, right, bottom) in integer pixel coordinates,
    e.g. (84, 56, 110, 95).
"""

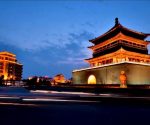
(72, 63, 150, 85)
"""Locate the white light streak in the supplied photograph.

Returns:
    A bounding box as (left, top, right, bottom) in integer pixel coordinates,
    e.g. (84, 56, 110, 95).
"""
(23, 98, 99, 103)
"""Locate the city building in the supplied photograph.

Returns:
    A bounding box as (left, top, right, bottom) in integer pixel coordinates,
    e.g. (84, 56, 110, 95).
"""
(27, 76, 52, 86)
(0, 51, 23, 80)
(53, 74, 66, 84)
(73, 18, 150, 85)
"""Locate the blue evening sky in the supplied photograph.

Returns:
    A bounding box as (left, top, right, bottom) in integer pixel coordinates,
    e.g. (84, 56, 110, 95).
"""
(0, 0, 150, 79)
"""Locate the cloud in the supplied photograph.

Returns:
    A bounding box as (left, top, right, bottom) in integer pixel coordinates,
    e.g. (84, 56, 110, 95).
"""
(82, 22, 95, 28)
(56, 30, 94, 65)
(69, 31, 94, 43)
(32, 56, 50, 66)
(147, 44, 150, 54)
(0, 27, 95, 78)
(68, 31, 94, 55)
(23, 30, 94, 58)
(58, 57, 85, 65)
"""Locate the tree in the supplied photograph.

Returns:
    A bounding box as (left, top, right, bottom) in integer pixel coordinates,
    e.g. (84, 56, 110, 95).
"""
(0, 75, 4, 86)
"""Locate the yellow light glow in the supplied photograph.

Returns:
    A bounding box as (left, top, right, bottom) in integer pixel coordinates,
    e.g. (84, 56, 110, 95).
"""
(4, 75, 7, 80)
(88, 75, 96, 84)
(10, 75, 13, 79)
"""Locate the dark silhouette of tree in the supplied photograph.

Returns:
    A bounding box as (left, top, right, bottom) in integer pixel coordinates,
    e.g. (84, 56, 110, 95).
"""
(0, 75, 4, 86)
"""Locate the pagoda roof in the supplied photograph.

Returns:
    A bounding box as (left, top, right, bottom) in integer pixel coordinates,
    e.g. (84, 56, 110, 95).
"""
(0, 51, 16, 57)
(90, 18, 150, 45)
(85, 44, 148, 61)
(85, 46, 149, 62)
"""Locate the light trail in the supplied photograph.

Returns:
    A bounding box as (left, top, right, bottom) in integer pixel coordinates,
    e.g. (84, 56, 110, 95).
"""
(31, 90, 96, 96)
(0, 102, 39, 106)
(22, 98, 99, 103)
(0, 96, 21, 99)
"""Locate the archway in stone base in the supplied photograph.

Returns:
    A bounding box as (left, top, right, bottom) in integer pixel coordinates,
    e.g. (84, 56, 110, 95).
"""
(88, 75, 96, 84)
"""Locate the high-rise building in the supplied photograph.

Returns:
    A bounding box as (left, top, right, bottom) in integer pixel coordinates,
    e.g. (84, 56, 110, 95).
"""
(0, 51, 23, 80)
(73, 18, 150, 85)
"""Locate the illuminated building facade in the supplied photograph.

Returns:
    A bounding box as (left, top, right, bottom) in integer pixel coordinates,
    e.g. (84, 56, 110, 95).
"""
(73, 18, 150, 85)
(53, 74, 66, 84)
(0, 51, 23, 80)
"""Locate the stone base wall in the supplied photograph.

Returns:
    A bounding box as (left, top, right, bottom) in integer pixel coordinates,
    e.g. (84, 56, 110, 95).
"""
(72, 63, 150, 85)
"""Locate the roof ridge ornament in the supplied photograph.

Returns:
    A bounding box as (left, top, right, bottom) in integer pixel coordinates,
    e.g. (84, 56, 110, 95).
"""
(115, 17, 119, 25)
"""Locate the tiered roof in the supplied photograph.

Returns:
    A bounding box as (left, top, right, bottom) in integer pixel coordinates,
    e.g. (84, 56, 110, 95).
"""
(85, 18, 150, 66)
(89, 18, 150, 45)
